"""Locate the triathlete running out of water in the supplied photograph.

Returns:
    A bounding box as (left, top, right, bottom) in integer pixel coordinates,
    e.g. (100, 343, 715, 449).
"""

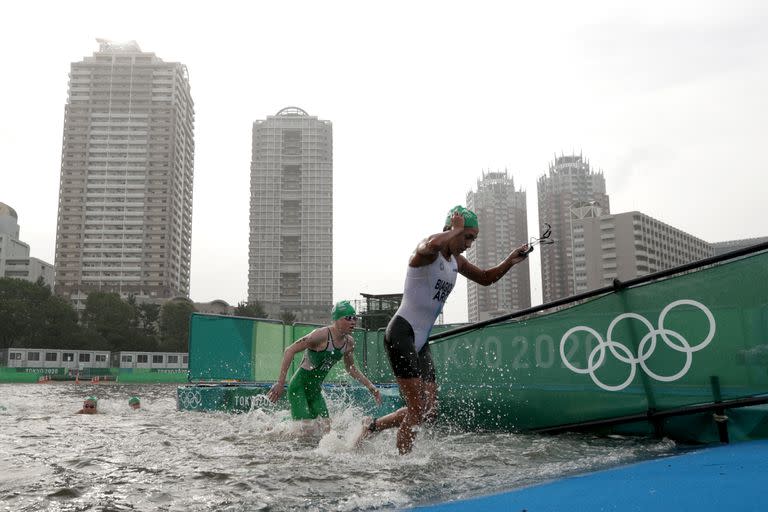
(267, 300, 382, 434)
(358, 206, 529, 454)
(76, 396, 98, 415)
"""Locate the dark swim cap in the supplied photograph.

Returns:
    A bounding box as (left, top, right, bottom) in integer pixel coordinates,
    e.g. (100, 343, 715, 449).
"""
(331, 300, 356, 321)
(444, 206, 479, 229)
(85, 396, 98, 404)
(128, 396, 140, 405)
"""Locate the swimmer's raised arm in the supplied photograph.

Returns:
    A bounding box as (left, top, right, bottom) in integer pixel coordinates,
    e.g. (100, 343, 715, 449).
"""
(410, 211, 467, 267)
(457, 243, 530, 286)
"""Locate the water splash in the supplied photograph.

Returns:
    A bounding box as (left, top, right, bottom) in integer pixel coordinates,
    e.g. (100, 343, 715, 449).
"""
(0, 383, 677, 510)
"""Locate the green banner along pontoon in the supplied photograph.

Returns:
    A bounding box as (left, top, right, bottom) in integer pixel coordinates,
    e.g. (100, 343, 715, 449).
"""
(178, 243, 768, 444)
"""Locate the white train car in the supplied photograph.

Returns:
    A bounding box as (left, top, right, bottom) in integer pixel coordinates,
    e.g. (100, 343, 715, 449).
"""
(110, 351, 188, 370)
(0, 348, 110, 370)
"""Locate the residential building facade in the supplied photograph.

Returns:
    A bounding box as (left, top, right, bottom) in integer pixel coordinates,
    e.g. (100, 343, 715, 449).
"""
(248, 107, 332, 323)
(54, 40, 195, 310)
(466, 170, 530, 321)
(537, 154, 610, 303)
(0, 202, 54, 285)
(572, 211, 714, 292)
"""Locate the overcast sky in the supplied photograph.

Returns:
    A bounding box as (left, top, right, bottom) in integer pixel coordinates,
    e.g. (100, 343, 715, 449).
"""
(2, 1, 766, 323)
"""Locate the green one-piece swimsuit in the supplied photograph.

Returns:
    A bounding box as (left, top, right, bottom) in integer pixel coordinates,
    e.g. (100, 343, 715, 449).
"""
(287, 328, 347, 420)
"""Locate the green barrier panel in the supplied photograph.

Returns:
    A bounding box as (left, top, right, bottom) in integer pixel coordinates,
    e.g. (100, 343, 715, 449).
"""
(365, 328, 395, 383)
(0, 367, 60, 383)
(253, 321, 286, 381)
(189, 314, 255, 381)
(348, 328, 368, 381)
(364, 330, 379, 380)
(428, 250, 768, 432)
(190, 317, 372, 384)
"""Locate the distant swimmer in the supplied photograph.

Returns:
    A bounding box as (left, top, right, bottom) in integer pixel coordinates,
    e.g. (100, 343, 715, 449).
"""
(358, 206, 529, 454)
(76, 396, 98, 414)
(267, 300, 382, 435)
(128, 396, 141, 410)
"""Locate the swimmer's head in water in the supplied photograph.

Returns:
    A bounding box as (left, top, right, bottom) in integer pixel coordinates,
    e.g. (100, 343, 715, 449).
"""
(444, 206, 479, 230)
(331, 300, 356, 321)
(128, 396, 140, 406)
(84, 396, 97, 409)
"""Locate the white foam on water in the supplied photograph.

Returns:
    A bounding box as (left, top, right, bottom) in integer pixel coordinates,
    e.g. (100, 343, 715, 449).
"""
(0, 383, 678, 511)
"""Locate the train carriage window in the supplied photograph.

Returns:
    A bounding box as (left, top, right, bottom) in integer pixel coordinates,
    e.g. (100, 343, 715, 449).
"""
(152, 355, 163, 363)
(79, 353, 91, 362)
(95, 354, 107, 362)
(167, 355, 178, 364)
(63, 353, 74, 362)
(121, 355, 133, 363)
(27, 352, 40, 361)
(137, 355, 148, 363)
(46, 353, 58, 362)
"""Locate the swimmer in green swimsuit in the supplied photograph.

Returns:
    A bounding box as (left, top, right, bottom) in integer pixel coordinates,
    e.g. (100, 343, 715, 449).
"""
(267, 300, 382, 433)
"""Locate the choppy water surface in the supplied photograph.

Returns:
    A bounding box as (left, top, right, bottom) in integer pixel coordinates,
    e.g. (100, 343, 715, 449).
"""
(0, 383, 677, 511)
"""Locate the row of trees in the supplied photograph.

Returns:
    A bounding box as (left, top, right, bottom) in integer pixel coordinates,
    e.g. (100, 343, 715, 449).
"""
(0, 278, 281, 353)
(233, 300, 297, 325)
(0, 278, 194, 352)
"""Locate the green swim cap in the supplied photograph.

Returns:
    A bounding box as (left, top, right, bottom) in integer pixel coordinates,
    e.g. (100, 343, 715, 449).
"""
(331, 300, 356, 321)
(128, 396, 140, 405)
(85, 396, 98, 404)
(444, 205, 479, 230)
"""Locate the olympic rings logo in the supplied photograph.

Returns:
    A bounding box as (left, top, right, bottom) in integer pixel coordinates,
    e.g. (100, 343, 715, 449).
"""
(178, 389, 202, 409)
(559, 299, 716, 392)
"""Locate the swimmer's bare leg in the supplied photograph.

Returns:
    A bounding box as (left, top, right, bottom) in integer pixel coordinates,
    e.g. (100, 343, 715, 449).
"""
(353, 406, 409, 448)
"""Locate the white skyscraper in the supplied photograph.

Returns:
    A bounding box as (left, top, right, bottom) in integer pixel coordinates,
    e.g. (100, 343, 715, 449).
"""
(466, 170, 530, 321)
(248, 107, 332, 322)
(537, 154, 609, 303)
(54, 40, 195, 309)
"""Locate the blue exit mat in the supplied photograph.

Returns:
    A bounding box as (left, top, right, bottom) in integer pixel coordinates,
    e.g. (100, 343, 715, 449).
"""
(414, 439, 768, 511)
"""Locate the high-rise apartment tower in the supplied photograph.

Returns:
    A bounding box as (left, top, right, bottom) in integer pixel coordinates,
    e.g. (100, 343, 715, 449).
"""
(537, 154, 609, 303)
(248, 107, 332, 322)
(466, 170, 530, 321)
(54, 40, 195, 309)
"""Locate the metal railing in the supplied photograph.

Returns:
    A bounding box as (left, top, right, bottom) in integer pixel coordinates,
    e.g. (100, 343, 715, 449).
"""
(430, 240, 768, 343)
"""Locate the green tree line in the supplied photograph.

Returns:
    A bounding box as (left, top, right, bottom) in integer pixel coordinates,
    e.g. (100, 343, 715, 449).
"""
(0, 278, 284, 354)
(0, 278, 194, 353)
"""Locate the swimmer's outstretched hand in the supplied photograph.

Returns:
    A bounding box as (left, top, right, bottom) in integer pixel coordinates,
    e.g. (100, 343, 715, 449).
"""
(515, 243, 532, 257)
(266, 381, 284, 403)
